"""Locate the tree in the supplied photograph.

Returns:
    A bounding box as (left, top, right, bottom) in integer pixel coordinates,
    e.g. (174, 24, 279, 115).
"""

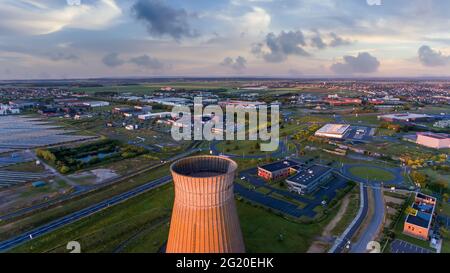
(411, 171, 427, 188)
(59, 165, 70, 174)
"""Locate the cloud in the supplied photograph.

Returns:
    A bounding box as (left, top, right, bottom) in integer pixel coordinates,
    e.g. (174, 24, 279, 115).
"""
(131, 0, 198, 40)
(102, 53, 125, 67)
(220, 56, 247, 71)
(46, 52, 79, 62)
(418, 45, 450, 67)
(253, 31, 309, 63)
(310, 30, 326, 49)
(331, 52, 380, 74)
(329, 32, 352, 47)
(102, 52, 165, 70)
(129, 54, 165, 70)
(0, 0, 122, 35)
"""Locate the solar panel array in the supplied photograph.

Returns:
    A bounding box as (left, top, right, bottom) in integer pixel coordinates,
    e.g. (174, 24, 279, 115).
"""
(0, 116, 95, 150)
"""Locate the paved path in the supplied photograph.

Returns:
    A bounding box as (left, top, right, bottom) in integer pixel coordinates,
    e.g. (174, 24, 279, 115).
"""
(350, 186, 385, 253)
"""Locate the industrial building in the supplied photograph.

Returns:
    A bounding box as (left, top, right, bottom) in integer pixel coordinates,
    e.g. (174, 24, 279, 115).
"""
(378, 113, 433, 123)
(257, 160, 299, 181)
(82, 101, 110, 108)
(219, 100, 267, 109)
(166, 156, 245, 253)
(416, 132, 450, 149)
(403, 193, 436, 241)
(314, 124, 351, 139)
(285, 165, 333, 194)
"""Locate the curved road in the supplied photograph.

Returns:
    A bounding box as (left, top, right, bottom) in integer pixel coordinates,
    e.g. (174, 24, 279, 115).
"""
(350, 186, 385, 253)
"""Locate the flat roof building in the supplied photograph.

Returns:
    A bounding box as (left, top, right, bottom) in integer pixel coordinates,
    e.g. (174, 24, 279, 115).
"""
(219, 100, 267, 109)
(378, 113, 433, 123)
(403, 193, 436, 241)
(416, 132, 450, 149)
(258, 160, 299, 181)
(286, 164, 333, 194)
(314, 124, 351, 139)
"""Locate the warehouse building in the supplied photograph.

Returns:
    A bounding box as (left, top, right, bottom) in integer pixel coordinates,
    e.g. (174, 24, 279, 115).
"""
(377, 113, 433, 123)
(416, 132, 450, 149)
(314, 124, 351, 139)
(285, 164, 333, 194)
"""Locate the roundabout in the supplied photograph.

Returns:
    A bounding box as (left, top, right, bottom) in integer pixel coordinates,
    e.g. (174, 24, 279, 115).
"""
(342, 164, 406, 186)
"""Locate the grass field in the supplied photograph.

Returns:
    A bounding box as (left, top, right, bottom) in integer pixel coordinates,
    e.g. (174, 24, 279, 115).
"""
(349, 166, 395, 182)
(9, 178, 344, 253)
(10, 183, 174, 253)
(215, 140, 271, 156)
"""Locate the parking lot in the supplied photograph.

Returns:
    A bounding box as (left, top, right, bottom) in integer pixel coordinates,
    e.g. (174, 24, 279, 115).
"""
(236, 167, 349, 219)
(344, 126, 375, 142)
(390, 239, 434, 253)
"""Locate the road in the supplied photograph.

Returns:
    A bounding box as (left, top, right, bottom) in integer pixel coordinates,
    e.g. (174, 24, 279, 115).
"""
(329, 184, 368, 253)
(350, 186, 385, 253)
(0, 147, 201, 222)
(0, 175, 172, 252)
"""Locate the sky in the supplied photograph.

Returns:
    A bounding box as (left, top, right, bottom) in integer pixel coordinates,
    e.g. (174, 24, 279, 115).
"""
(0, 0, 450, 79)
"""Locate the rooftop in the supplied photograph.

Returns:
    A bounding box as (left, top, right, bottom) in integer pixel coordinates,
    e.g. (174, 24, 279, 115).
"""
(259, 160, 299, 172)
(379, 113, 432, 120)
(315, 124, 350, 135)
(286, 165, 333, 186)
(417, 132, 450, 140)
(405, 193, 436, 229)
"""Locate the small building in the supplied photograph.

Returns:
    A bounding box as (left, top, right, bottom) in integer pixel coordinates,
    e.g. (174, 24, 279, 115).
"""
(314, 124, 351, 139)
(32, 181, 46, 188)
(416, 132, 450, 149)
(285, 165, 333, 194)
(125, 124, 139, 131)
(257, 160, 299, 181)
(403, 193, 436, 241)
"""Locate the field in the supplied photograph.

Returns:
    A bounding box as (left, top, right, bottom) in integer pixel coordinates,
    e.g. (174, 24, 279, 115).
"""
(10, 184, 343, 253)
(215, 140, 271, 156)
(348, 166, 396, 182)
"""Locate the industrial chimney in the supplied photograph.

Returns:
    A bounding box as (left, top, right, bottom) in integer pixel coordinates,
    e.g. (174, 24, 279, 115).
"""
(166, 155, 245, 253)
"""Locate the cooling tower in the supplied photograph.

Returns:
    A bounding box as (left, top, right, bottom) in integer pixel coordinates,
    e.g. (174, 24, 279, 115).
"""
(166, 155, 245, 253)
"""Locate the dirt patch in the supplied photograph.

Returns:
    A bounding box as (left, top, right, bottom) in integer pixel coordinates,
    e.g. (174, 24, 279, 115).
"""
(69, 168, 118, 185)
(385, 195, 404, 205)
(307, 195, 351, 253)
